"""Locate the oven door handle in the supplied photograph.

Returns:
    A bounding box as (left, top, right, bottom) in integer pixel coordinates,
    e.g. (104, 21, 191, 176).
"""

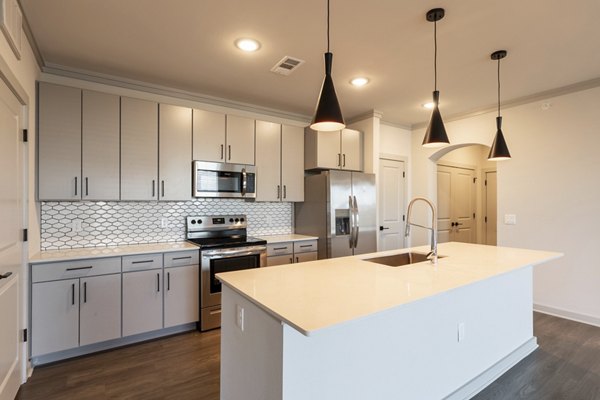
(202, 246, 266, 259)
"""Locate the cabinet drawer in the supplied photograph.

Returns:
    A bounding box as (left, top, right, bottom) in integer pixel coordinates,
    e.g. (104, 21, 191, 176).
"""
(267, 242, 293, 256)
(266, 255, 294, 267)
(164, 250, 199, 268)
(122, 253, 162, 272)
(32, 257, 121, 283)
(295, 251, 318, 264)
(294, 240, 318, 254)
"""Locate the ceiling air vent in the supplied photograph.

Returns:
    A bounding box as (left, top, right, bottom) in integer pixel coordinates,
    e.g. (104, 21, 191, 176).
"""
(271, 56, 305, 76)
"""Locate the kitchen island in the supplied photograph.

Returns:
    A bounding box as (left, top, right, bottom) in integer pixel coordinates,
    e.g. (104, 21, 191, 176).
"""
(217, 242, 562, 400)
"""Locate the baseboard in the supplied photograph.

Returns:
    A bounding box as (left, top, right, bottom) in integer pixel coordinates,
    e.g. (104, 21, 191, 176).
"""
(534, 303, 600, 328)
(30, 323, 197, 366)
(444, 337, 539, 400)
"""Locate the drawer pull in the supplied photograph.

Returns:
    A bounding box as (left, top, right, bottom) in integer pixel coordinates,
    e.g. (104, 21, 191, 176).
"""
(209, 309, 222, 316)
(131, 260, 154, 265)
(66, 266, 93, 271)
(273, 247, 288, 251)
(299, 244, 313, 248)
(172, 256, 192, 260)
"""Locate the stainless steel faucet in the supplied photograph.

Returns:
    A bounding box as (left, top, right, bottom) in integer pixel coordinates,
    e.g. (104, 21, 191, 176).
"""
(405, 197, 438, 264)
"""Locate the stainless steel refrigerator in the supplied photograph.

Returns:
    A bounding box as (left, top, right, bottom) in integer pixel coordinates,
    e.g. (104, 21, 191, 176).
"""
(295, 170, 376, 259)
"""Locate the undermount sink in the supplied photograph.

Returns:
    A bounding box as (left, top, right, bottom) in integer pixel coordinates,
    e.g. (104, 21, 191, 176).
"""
(364, 252, 443, 267)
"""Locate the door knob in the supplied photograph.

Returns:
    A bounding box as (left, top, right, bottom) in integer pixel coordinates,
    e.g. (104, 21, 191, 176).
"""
(451, 222, 456, 227)
(379, 226, 390, 231)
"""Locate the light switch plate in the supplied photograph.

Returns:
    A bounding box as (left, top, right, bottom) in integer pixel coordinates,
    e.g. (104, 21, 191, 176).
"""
(504, 214, 517, 225)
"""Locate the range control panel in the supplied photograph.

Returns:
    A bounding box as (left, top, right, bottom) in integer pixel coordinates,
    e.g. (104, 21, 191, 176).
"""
(186, 215, 247, 232)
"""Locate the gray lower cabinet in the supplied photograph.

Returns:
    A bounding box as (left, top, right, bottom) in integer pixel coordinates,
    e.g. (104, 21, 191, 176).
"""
(266, 240, 318, 266)
(121, 97, 159, 200)
(164, 264, 199, 328)
(31, 256, 122, 357)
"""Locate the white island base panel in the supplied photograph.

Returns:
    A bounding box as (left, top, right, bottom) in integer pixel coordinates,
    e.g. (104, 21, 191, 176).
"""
(221, 266, 536, 400)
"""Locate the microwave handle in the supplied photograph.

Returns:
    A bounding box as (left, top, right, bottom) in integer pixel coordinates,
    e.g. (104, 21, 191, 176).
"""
(241, 168, 247, 196)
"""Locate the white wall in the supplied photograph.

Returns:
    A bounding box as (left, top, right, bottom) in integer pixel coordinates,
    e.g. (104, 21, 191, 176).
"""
(380, 123, 411, 158)
(411, 86, 600, 326)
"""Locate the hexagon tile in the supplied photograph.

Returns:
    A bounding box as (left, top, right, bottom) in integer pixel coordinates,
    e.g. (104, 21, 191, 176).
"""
(40, 199, 293, 250)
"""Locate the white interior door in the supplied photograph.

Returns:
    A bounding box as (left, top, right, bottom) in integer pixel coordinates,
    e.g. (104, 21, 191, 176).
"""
(0, 79, 23, 400)
(437, 165, 476, 244)
(378, 159, 405, 251)
(485, 171, 498, 245)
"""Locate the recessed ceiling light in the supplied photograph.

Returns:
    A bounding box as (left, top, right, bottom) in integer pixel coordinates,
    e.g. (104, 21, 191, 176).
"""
(235, 38, 261, 52)
(422, 102, 435, 109)
(350, 77, 369, 87)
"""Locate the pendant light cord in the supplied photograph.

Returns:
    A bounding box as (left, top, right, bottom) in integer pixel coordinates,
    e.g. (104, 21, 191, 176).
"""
(327, 0, 330, 52)
(497, 58, 501, 117)
(434, 20, 437, 91)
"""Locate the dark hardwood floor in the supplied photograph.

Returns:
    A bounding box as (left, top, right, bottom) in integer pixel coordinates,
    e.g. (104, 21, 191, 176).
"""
(16, 313, 600, 400)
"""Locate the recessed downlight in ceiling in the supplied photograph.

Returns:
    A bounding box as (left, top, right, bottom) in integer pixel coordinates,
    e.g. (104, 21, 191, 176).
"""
(235, 38, 261, 52)
(350, 77, 369, 87)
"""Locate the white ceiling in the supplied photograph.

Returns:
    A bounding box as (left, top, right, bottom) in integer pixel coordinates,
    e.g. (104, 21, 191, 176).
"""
(19, 0, 600, 126)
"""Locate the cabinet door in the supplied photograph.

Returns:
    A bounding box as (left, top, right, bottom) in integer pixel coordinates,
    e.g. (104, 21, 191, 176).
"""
(159, 104, 192, 201)
(266, 255, 293, 267)
(193, 109, 225, 162)
(122, 269, 163, 336)
(38, 83, 81, 200)
(317, 130, 342, 169)
(80, 274, 121, 346)
(82, 90, 120, 200)
(255, 120, 281, 202)
(31, 279, 79, 356)
(226, 115, 255, 165)
(281, 125, 304, 202)
(121, 97, 158, 200)
(164, 265, 199, 328)
(295, 251, 318, 263)
(341, 129, 363, 171)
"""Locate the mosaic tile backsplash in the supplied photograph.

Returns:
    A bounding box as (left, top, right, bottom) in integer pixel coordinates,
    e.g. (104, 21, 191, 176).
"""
(41, 199, 293, 250)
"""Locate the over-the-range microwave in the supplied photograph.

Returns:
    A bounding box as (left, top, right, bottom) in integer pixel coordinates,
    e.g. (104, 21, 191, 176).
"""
(193, 161, 256, 199)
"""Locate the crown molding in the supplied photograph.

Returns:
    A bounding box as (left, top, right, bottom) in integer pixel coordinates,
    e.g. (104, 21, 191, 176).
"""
(411, 76, 600, 130)
(17, 0, 44, 69)
(347, 109, 384, 125)
(42, 63, 312, 124)
(380, 120, 412, 130)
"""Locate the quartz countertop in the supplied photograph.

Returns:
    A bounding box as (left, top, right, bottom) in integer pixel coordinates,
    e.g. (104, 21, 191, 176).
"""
(217, 242, 562, 336)
(30, 241, 199, 264)
(257, 234, 318, 243)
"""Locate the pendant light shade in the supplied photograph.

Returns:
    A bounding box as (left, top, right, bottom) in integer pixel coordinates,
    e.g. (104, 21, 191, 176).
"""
(310, 0, 345, 132)
(423, 8, 449, 148)
(311, 52, 345, 131)
(488, 50, 512, 161)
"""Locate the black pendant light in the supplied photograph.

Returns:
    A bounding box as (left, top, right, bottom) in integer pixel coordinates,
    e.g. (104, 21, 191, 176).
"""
(488, 50, 512, 161)
(310, 0, 345, 132)
(422, 8, 449, 148)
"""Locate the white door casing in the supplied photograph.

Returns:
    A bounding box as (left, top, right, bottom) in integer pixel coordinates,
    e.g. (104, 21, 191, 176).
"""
(0, 78, 23, 400)
(378, 158, 406, 251)
(485, 171, 498, 245)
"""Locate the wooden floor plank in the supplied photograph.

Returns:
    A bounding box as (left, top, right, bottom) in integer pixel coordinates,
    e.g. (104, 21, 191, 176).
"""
(16, 313, 600, 399)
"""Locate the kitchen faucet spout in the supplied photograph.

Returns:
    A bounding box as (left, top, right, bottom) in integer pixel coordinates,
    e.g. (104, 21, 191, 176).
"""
(405, 197, 438, 264)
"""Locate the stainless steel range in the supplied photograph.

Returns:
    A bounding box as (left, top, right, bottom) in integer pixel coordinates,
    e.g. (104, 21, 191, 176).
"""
(186, 215, 267, 331)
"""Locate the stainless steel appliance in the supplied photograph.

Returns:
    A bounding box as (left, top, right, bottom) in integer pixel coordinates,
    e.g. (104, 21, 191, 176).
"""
(186, 215, 266, 331)
(294, 170, 376, 259)
(193, 161, 256, 199)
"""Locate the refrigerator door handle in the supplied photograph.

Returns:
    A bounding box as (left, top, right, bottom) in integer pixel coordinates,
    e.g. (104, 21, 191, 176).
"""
(348, 195, 355, 249)
(353, 195, 360, 248)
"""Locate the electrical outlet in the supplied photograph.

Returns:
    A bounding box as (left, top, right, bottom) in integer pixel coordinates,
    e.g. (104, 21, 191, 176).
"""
(458, 322, 466, 342)
(504, 214, 517, 225)
(161, 218, 169, 228)
(236, 304, 245, 332)
(266, 215, 273, 226)
(71, 219, 83, 233)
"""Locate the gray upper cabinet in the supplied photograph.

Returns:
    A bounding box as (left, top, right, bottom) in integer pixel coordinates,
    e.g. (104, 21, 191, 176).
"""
(82, 90, 120, 200)
(192, 111, 255, 165)
(192, 109, 226, 163)
(256, 122, 304, 202)
(304, 128, 363, 171)
(38, 82, 82, 200)
(121, 97, 159, 200)
(159, 104, 192, 201)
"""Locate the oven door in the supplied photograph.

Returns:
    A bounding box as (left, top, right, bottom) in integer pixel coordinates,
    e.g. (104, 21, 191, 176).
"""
(200, 245, 266, 308)
(193, 161, 256, 198)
